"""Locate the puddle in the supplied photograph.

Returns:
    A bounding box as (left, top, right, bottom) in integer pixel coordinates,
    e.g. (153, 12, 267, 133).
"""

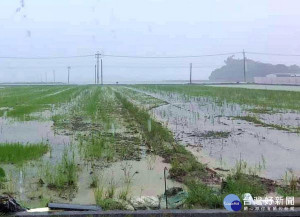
(0, 118, 70, 145)
(72, 156, 182, 205)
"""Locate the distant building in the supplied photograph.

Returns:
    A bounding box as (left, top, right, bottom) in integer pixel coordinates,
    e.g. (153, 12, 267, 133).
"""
(254, 73, 300, 85)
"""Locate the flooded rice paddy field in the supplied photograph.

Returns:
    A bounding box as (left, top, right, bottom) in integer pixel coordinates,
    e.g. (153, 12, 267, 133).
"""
(0, 84, 300, 209)
(0, 85, 182, 209)
(131, 85, 300, 180)
(210, 84, 300, 92)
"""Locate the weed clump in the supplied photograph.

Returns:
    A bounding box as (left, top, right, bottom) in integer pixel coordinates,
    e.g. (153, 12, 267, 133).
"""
(185, 181, 223, 209)
(0, 167, 5, 179)
(277, 171, 300, 197)
(94, 187, 126, 211)
(0, 167, 5, 189)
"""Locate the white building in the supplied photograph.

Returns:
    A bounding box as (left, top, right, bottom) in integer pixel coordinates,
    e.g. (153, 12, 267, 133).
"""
(254, 73, 300, 85)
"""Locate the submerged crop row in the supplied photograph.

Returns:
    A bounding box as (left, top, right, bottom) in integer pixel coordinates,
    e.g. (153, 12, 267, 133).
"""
(113, 86, 274, 208)
(133, 84, 300, 111)
(0, 142, 48, 164)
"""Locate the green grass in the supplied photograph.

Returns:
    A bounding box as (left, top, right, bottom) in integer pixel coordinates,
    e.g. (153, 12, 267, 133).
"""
(185, 181, 223, 209)
(134, 84, 300, 111)
(223, 174, 267, 198)
(185, 159, 267, 209)
(276, 186, 300, 197)
(0, 142, 48, 164)
(276, 171, 300, 197)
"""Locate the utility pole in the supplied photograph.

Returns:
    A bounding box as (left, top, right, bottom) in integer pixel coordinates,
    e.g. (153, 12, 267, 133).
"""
(53, 70, 55, 83)
(95, 51, 100, 84)
(101, 59, 103, 85)
(164, 167, 168, 209)
(243, 49, 246, 83)
(45, 72, 47, 83)
(94, 64, 97, 84)
(189, 63, 192, 84)
(67, 66, 71, 84)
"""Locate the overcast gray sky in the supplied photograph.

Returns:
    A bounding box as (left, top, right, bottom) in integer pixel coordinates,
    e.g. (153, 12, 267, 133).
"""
(1, 0, 300, 83)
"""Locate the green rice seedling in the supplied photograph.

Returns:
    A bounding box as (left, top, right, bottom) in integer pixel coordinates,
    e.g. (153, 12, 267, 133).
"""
(94, 186, 105, 203)
(146, 154, 156, 170)
(44, 150, 78, 189)
(133, 84, 300, 111)
(0, 142, 48, 164)
(106, 178, 116, 199)
(118, 183, 131, 201)
(236, 115, 291, 131)
(90, 172, 99, 189)
(4, 172, 16, 195)
(2, 86, 84, 120)
(83, 134, 116, 161)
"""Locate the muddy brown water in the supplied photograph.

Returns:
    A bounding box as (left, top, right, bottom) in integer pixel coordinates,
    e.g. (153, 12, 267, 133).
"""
(131, 88, 300, 180)
(0, 114, 182, 206)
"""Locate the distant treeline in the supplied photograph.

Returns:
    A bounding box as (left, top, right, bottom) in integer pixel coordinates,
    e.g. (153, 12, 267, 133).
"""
(209, 56, 300, 82)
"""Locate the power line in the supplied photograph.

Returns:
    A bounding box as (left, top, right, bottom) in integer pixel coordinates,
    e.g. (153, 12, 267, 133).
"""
(247, 52, 300, 57)
(0, 65, 224, 69)
(0, 52, 241, 60)
(2, 51, 300, 59)
(102, 52, 241, 59)
(0, 54, 94, 60)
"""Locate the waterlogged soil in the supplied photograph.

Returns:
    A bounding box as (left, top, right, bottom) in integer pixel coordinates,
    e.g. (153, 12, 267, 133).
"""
(210, 84, 300, 92)
(0, 94, 182, 207)
(258, 112, 300, 129)
(131, 88, 300, 180)
(72, 155, 181, 205)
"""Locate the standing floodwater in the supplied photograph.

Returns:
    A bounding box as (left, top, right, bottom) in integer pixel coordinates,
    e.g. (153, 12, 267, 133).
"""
(131, 85, 300, 180)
